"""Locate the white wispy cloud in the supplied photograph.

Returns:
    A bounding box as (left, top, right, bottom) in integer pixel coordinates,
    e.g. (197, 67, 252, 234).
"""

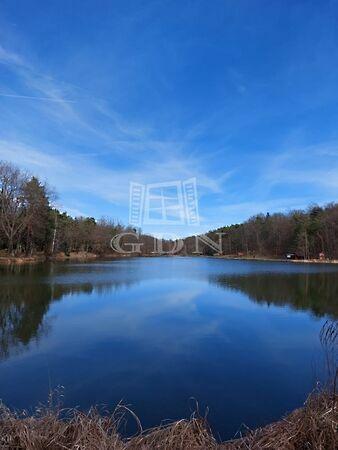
(0, 41, 232, 216)
(0, 139, 227, 215)
(220, 198, 314, 217)
(261, 141, 338, 190)
(0, 92, 76, 103)
(0, 140, 66, 169)
(0, 44, 24, 66)
(0, 43, 228, 170)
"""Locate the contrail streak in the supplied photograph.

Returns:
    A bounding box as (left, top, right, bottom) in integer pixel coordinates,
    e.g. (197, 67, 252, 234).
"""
(0, 92, 75, 103)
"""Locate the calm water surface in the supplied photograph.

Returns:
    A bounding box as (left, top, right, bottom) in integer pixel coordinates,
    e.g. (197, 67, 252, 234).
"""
(0, 257, 337, 439)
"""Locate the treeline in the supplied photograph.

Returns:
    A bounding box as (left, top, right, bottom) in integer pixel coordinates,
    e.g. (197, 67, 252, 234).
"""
(1, 160, 338, 259)
(184, 203, 338, 259)
(0, 161, 134, 256)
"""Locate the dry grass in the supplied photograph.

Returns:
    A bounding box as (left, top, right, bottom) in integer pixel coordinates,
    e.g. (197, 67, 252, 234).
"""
(0, 389, 336, 450)
(221, 389, 337, 450)
(1, 321, 336, 449)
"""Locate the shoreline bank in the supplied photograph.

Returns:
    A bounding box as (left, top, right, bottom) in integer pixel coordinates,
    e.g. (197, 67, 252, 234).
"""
(0, 252, 135, 266)
(0, 390, 335, 449)
(1, 252, 338, 266)
(0, 252, 97, 266)
(214, 255, 338, 264)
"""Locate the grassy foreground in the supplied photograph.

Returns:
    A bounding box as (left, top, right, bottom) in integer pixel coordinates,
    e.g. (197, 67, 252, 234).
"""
(0, 389, 336, 450)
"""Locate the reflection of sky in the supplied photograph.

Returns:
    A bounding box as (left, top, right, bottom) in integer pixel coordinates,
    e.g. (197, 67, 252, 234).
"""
(0, 257, 335, 439)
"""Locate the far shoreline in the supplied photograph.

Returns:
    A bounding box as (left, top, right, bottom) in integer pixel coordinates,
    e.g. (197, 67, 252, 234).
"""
(1, 252, 338, 266)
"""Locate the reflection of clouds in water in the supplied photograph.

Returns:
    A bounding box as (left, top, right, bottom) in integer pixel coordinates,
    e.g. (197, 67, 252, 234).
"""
(0, 258, 337, 362)
(49, 281, 222, 356)
(161, 287, 203, 306)
(0, 258, 333, 443)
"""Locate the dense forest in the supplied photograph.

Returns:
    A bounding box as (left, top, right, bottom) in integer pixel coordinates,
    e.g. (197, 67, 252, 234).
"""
(0, 161, 130, 257)
(184, 203, 338, 259)
(1, 161, 338, 259)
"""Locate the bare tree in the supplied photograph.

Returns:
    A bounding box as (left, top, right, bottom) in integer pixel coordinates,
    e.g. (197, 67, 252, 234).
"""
(0, 162, 28, 254)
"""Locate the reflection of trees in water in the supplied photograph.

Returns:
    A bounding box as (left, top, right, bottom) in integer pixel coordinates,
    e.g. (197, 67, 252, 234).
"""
(0, 264, 139, 360)
(0, 283, 53, 360)
(212, 272, 338, 319)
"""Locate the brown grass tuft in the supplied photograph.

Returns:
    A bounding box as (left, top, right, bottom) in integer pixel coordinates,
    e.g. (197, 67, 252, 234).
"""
(222, 389, 337, 450)
(0, 389, 336, 449)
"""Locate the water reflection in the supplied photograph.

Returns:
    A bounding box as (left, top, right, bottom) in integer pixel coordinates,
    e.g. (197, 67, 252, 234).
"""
(0, 262, 139, 360)
(0, 260, 337, 361)
(212, 272, 338, 319)
(0, 258, 337, 439)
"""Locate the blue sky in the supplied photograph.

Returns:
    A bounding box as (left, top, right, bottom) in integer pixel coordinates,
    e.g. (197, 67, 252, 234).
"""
(0, 0, 338, 237)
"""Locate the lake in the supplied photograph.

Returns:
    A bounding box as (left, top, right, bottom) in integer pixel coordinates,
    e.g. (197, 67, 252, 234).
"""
(0, 257, 337, 440)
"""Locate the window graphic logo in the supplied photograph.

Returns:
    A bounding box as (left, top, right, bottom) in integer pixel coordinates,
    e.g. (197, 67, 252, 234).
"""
(129, 178, 199, 226)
